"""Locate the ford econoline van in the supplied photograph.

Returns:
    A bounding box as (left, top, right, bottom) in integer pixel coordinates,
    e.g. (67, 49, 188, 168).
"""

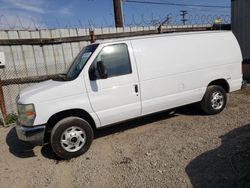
(16, 31, 243, 159)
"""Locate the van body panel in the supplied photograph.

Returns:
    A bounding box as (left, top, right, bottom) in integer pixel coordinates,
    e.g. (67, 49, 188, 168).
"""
(16, 31, 242, 131)
(83, 41, 142, 127)
(18, 78, 101, 127)
(130, 31, 242, 114)
(229, 78, 243, 92)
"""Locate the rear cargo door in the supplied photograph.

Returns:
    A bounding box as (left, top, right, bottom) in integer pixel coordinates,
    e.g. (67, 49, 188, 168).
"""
(85, 42, 141, 126)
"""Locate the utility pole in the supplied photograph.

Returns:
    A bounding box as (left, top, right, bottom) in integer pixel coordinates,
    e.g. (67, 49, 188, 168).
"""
(180, 10, 188, 25)
(113, 0, 124, 27)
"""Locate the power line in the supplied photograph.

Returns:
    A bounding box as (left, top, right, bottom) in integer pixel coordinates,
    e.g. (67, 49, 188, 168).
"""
(123, 0, 230, 9)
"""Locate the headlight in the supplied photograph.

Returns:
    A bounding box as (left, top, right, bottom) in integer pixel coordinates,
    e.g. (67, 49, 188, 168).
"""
(17, 104, 36, 126)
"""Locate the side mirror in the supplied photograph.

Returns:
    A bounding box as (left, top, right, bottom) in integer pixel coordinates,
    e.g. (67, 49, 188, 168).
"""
(96, 61, 108, 79)
(89, 64, 97, 81)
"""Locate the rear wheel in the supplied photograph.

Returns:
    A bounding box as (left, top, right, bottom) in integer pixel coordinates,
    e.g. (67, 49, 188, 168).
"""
(200, 85, 227, 115)
(50, 117, 93, 159)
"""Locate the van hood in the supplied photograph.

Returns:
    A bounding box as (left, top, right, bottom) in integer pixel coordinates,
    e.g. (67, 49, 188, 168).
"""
(18, 79, 84, 104)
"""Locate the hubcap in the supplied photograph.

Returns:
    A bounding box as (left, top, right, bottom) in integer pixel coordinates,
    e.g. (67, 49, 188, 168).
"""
(211, 91, 224, 110)
(60, 126, 86, 152)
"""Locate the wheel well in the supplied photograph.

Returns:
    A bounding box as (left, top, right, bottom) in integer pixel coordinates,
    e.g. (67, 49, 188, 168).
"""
(208, 79, 230, 93)
(44, 109, 96, 143)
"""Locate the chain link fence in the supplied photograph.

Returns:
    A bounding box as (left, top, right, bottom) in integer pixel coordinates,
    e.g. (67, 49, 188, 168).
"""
(0, 14, 231, 122)
(0, 28, 90, 117)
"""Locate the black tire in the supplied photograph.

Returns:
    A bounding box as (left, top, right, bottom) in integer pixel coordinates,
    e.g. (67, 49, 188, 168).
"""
(200, 85, 227, 115)
(50, 117, 93, 160)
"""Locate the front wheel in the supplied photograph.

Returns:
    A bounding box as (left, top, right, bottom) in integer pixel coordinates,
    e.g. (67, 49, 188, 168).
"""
(50, 117, 94, 159)
(200, 85, 227, 115)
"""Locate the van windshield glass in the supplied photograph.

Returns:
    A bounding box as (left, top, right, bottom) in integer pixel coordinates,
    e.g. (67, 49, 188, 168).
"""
(65, 44, 99, 80)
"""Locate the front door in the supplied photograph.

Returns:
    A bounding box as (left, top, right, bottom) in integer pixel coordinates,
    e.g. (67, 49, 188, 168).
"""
(85, 42, 141, 126)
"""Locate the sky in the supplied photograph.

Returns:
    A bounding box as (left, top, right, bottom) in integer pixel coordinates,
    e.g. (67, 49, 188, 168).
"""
(0, 0, 231, 29)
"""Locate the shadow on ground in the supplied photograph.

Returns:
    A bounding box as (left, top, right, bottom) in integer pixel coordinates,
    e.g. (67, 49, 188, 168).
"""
(6, 128, 36, 158)
(94, 109, 177, 139)
(186, 124, 250, 188)
(6, 109, 178, 160)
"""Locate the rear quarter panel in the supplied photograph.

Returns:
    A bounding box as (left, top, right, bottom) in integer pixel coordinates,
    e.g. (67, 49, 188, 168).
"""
(131, 31, 242, 115)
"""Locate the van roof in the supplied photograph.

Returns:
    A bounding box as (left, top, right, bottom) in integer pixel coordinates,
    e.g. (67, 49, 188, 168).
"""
(96, 30, 231, 44)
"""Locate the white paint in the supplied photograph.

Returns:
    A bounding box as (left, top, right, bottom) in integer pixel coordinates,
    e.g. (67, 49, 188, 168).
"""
(130, 31, 242, 115)
(17, 31, 243, 128)
(84, 41, 141, 126)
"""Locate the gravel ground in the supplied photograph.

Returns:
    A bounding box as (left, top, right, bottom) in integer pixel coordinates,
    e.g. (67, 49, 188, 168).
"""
(1, 87, 250, 188)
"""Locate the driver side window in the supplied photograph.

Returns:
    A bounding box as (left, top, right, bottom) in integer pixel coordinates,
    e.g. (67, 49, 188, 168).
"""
(89, 43, 132, 80)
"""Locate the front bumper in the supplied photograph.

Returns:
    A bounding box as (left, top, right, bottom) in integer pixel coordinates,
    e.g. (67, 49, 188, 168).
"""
(16, 124, 46, 146)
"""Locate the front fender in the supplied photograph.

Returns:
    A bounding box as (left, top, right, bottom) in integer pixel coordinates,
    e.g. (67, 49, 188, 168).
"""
(33, 94, 101, 127)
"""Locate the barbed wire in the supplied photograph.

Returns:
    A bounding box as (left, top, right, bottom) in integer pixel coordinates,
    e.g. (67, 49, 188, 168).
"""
(0, 14, 231, 30)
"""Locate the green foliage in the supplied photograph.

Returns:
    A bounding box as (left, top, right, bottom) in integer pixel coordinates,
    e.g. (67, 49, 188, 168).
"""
(0, 113, 18, 126)
(5, 113, 18, 124)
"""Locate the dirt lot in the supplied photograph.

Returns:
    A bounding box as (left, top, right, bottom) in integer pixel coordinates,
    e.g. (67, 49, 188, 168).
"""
(1, 87, 250, 188)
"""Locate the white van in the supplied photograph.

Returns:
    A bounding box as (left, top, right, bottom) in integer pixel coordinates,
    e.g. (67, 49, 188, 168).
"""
(16, 31, 242, 159)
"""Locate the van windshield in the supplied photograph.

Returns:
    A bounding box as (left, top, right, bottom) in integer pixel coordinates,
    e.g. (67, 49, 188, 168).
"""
(59, 44, 99, 81)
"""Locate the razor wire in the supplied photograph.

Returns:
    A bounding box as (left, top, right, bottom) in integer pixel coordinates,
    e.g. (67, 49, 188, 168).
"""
(0, 14, 231, 30)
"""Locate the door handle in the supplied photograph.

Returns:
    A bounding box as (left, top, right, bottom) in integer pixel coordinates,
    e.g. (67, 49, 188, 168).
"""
(134, 84, 138, 93)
